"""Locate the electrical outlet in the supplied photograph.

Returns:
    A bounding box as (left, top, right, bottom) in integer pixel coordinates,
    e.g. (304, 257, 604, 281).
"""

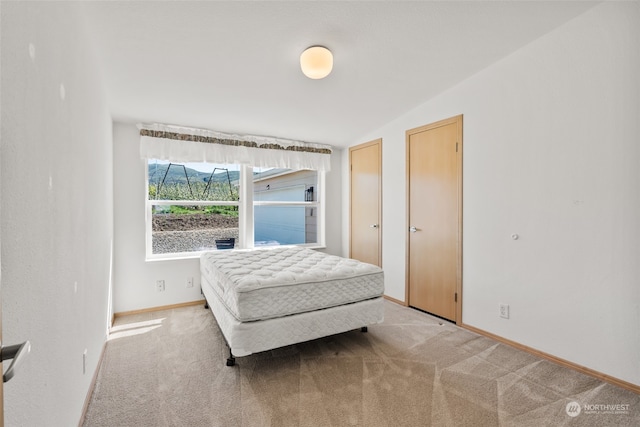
(187, 277, 194, 288)
(499, 303, 510, 319)
(83, 349, 87, 375)
(156, 280, 165, 292)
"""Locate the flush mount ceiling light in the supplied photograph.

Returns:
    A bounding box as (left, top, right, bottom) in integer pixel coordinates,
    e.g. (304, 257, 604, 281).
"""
(300, 46, 333, 79)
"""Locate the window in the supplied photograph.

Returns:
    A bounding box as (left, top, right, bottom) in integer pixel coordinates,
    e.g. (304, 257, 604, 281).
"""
(146, 160, 324, 259)
(253, 168, 319, 247)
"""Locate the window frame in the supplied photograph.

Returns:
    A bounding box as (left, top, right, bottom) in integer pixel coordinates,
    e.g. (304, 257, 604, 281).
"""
(145, 163, 325, 261)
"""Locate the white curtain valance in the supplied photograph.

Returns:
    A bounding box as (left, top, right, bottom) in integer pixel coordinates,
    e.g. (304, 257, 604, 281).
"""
(138, 123, 333, 171)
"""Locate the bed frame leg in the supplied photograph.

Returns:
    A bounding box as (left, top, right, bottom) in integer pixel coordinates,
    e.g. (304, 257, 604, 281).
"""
(226, 349, 236, 367)
(204, 302, 209, 309)
(361, 326, 368, 333)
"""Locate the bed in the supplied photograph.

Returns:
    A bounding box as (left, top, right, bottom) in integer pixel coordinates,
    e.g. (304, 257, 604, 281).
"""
(200, 246, 384, 366)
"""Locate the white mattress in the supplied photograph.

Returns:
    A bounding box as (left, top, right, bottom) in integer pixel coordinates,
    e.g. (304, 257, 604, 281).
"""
(200, 247, 384, 322)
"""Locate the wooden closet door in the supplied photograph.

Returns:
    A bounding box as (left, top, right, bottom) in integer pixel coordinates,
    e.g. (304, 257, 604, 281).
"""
(407, 116, 462, 322)
(350, 139, 382, 267)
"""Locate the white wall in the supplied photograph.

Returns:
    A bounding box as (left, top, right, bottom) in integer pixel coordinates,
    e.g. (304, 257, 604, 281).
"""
(343, 2, 640, 386)
(1, 2, 113, 426)
(113, 122, 342, 313)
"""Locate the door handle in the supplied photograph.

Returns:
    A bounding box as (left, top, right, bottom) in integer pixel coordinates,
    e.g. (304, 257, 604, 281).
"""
(370, 224, 379, 228)
(409, 226, 418, 233)
(2, 340, 31, 383)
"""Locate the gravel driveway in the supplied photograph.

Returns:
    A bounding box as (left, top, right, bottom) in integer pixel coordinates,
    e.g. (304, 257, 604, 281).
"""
(152, 213, 239, 254)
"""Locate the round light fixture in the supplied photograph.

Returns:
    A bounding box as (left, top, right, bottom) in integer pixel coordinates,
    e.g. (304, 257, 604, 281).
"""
(300, 46, 333, 79)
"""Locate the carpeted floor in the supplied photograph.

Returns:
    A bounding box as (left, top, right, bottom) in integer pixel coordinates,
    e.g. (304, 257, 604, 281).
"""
(83, 301, 639, 426)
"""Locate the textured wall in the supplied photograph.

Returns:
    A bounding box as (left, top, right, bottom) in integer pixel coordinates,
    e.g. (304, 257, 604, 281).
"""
(344, 2, 640, 386)
(1, 2, 113, 425)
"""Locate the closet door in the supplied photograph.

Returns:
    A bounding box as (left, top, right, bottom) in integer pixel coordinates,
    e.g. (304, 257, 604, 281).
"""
(350, 139, 382, 267)
(406, 116, 462, 322)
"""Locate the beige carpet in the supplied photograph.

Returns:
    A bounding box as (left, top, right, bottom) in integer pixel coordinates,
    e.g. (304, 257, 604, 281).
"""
(83, 301, 639, 426)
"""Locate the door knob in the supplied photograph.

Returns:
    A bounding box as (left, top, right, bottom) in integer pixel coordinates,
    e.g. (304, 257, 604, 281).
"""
(2, 340, 31, 383)
(370, 224, 379, 228)
(409, 226, 418, 233)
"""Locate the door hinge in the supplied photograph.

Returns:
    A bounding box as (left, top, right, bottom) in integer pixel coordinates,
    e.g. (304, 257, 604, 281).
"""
(454, 292, 458, 302)
(456, 142, 458, 152)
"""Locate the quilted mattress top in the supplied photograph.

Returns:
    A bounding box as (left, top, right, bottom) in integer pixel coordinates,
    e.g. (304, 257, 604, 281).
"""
(202, 246, 380, 292)
(200, 246, 384, 321)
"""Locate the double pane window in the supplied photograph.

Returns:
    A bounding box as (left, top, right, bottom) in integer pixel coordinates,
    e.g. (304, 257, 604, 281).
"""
(146, 160, 322, 259)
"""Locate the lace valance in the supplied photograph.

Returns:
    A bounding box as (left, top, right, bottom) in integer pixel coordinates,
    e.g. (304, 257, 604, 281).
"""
(139, 123, 332, 171)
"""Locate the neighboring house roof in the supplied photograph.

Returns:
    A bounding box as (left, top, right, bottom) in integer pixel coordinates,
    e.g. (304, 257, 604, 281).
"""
(253, 168, 298, 182)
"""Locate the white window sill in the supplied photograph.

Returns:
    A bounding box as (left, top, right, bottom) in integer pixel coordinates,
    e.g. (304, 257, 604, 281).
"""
(145, 244, 327, 262)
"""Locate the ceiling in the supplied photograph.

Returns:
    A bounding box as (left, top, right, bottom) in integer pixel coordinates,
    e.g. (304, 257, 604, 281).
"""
(80, 1, 598, 148)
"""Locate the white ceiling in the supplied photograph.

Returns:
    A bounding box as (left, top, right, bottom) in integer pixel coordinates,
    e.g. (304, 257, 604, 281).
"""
(80, 1, 598, 148)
